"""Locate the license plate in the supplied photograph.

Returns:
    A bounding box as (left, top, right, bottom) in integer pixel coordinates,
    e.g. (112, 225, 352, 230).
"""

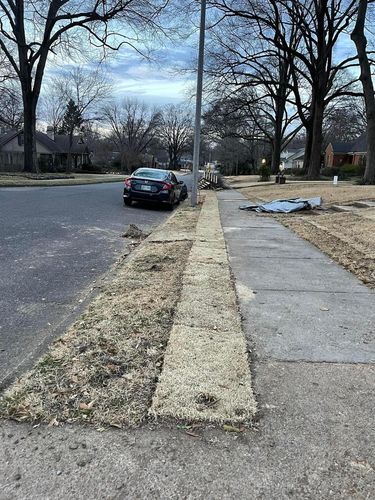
(141, 185, 152, 191)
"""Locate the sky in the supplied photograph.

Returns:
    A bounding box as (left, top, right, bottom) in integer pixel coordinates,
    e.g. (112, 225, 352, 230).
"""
(42, 35, 198, 110)
(105, 45, 197, 106)
(40, 4, 362, 112)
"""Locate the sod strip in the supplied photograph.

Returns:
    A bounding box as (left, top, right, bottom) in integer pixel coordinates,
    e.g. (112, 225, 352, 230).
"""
(0, 205, 200, 428)
(150, 192, 256, 424)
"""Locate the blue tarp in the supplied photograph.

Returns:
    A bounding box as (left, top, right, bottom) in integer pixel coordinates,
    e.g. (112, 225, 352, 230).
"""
(239, 197, 322, 213)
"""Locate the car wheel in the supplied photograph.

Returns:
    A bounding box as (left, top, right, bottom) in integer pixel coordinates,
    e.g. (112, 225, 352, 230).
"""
(124, 198, 132, 206)
(166, 195, 175, 210)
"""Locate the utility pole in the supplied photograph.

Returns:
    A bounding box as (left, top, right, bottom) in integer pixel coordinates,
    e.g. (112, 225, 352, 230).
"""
(191, 0, 207, 207)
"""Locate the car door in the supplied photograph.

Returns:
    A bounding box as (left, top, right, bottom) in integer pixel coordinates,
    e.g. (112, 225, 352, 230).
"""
(169, 172, 181, 199)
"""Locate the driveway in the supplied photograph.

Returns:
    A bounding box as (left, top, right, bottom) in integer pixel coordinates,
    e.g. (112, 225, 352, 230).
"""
(0, 177, 190, 388)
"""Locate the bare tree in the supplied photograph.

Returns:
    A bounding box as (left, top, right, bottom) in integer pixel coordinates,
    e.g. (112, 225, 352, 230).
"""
(158, 105, 193, 169)
(202, 98, 270, 174)
(103, 99, 161, 173)
(0, 52, 12, 88)
(204, 10, 302, 173)
(38, 92, 66, 134)
(0, 80, 23, 129)
(52, 66, 111, 119)
(209, 0, 362, 178)
(39, 65, 110, 133)
(0, 52, 22, 129)
(351, 0, 375, 183)
(0, 1, 169, 172)
(323, 97, 367, 145)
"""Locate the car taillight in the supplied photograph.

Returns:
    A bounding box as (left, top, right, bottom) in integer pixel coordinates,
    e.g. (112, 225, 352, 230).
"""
(124, 178, 132, 187)
(162, 182, 173, 190)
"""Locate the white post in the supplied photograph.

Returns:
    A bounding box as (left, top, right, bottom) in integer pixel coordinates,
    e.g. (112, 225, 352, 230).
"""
(191, 0, 207, 207)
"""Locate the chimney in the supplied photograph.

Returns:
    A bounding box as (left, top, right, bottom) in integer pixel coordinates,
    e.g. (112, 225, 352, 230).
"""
(46, 126, 55, 141)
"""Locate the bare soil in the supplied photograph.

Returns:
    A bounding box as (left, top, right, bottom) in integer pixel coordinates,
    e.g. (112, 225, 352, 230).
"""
(0, 206, 200, 427)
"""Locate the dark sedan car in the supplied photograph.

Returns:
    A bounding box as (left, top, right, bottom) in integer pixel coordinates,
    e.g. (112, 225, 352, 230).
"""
(123, 168, 187, 209)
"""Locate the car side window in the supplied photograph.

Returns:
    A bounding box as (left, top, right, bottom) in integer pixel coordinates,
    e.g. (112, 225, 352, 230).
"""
(170, 173, 178, 184)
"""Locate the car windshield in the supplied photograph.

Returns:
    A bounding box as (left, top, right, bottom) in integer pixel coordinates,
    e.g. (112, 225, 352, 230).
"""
(133, 169, 167, 180)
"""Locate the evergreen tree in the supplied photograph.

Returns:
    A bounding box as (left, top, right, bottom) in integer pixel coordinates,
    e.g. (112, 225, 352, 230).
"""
(60, 99, 83, 135)
(60, 99, 83, 172)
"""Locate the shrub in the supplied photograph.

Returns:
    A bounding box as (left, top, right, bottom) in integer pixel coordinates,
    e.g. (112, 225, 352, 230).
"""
(321, 164, 365, 179)
(339, 163, 365, 177)
(321, 166, 340, 177)
(290, 167, 305, 177)
(259, 163, 271, 181)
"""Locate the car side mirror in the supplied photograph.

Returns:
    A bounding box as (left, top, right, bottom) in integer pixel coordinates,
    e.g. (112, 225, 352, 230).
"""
(178, 180, 184, 185)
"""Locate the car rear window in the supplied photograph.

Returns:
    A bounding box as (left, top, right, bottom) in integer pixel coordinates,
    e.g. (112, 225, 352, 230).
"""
(134, 169, 167, 180)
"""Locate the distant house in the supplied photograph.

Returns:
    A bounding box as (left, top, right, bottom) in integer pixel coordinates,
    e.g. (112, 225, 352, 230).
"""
(0, 127, 91, 172)
(325, 134, 367, 168)
(349, 134, 367, 167)
(281, 148, 305, 170)
(324, 141, 353, 168)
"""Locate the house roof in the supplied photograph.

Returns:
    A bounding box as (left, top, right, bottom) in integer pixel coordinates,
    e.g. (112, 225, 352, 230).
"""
(35, 131, 63, 153)
(350, 133, 367, 153)
(330, 141, 353, 153)
(0, 129, 18, 147)
(0, 129, 89, 154)
(287, 148, 305, 161)
(53, 135, 89, 154)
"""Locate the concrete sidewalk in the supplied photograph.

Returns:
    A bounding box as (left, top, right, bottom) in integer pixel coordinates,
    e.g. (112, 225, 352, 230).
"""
(218, 189, 375, 493)
(218, 190, 374, 364)
(0, 191, 374, 499)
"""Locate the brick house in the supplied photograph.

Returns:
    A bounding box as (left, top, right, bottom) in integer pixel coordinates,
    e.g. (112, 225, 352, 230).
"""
(324, 141, 353, 167)
(325, 133, 367, 168)
(349, 134, 367, 167)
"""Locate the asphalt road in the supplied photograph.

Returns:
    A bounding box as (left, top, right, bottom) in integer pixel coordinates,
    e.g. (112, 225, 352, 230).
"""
(0, 175, 191, 388)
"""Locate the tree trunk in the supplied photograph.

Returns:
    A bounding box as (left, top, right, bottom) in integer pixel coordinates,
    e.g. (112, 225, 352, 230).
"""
(66, 130, 73, 173)
(364, 120, 375, 183)
(271, 130, 282, 174)
(302, 123, 313, 174)
(351, 0, 375, 184)
(22, 94, 38, 173)
(272, 77, 287, 174)
(168, 145, 173, 169)
(307, 100, 324, 179)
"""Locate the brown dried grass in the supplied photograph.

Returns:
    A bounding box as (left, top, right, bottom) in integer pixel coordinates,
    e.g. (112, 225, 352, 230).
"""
(150, 193, 256, 423)
(239, 182, 375, 206)
(0, 207, 200, 427)
(281, 211, 375, 288)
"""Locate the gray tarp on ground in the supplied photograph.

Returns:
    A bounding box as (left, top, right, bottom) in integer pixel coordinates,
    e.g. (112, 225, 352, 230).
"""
(239, 197, 322, 214)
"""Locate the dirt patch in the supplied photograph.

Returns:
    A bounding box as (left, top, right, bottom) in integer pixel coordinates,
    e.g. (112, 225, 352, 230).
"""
(237, 181, 375, 206)
(281, 212, 375, 288)
(0, 207, 200, 427)
(122, 224, 149, 240)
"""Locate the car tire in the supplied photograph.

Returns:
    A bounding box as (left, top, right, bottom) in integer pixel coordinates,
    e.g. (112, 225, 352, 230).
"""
(124, 198, 132, 206)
